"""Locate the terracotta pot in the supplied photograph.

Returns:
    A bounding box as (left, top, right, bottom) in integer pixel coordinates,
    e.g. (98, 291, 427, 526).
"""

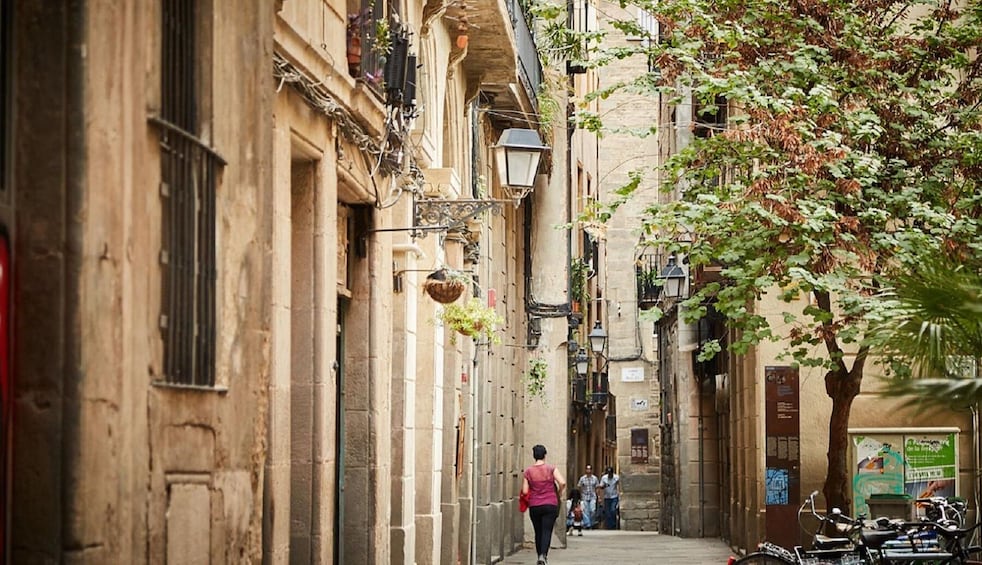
(347, 34, 362, 68)
(456, 34, 468, 49)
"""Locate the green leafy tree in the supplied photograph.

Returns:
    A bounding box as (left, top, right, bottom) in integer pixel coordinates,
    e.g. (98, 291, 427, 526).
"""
(544, 0, 982, 509)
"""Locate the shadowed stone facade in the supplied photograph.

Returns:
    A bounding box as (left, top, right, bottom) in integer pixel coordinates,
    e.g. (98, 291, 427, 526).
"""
(4, 0, 585, 563)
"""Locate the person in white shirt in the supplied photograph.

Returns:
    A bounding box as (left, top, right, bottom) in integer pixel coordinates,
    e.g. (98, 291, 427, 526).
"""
(599, 466, 621, 529)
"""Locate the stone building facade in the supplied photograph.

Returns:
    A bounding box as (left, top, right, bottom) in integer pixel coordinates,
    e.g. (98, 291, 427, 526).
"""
(3, 0, 585, 563)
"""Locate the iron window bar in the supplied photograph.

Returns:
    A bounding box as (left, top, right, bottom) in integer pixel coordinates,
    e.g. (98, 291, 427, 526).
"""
(150, 116, 225, 387)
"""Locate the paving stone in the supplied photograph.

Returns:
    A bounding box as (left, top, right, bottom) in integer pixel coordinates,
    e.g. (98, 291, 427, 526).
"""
(502, 530, 736, 565)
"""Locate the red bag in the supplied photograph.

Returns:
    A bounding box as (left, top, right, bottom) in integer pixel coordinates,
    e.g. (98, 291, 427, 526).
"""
(519, 491, 530, 513)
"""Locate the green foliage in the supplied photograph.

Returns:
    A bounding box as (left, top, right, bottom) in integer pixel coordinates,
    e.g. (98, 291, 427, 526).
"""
(523, 358, 549, 403)
(536, 72, 566, 131)
(534, 0, 982, 507)
(570, 258, 589, 306)
(539, 0, 982, 372)
(373, 18, 391, 55)
(438, 298, 504, 345)
(866, 254, 982, 410)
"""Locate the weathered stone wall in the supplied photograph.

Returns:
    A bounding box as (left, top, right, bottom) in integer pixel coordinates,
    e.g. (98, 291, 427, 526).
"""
(12, 1, 275, 563)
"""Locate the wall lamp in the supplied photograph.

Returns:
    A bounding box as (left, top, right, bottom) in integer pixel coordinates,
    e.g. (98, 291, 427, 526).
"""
(574, 347, 589, 378)
(587, 320, 608, 355)
(658, 254, 687, 300)
(493, 128, 549, 203)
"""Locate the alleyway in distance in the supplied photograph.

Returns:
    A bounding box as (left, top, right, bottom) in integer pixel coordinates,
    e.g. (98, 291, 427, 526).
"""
(504, 530, 735, 564)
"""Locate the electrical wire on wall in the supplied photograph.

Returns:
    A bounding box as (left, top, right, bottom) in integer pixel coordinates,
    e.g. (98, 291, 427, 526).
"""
(272, 52, 425, 209)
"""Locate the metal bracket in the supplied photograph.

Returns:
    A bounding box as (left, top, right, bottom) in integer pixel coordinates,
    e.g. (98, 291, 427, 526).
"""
(413, 197, 505, 237)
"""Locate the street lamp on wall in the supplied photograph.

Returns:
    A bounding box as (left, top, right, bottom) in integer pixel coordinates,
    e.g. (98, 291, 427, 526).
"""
(493, 128, 549, 203)
(574, 347, 589, 378)
(658, 255, 687, 300)
(588, 320, 607, 354)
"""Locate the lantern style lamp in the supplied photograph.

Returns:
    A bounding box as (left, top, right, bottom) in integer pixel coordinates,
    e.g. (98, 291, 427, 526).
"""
(493, 128, 549, 202)
(574, 347, 589, 377)
(588, 320, 608, 355)
(658, 255, 687, 300)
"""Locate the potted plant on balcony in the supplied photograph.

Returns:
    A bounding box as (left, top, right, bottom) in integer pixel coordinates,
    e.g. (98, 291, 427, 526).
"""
(423, 269, 468, 304)
(636, 264, 661, 310)
(438, 297, 503, 344)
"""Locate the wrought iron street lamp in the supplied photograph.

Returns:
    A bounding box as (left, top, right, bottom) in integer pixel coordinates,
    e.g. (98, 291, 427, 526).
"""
(658, 255, 687, 300)
(574, 347, 589, 378)
(493, 128, 549, 202)
(588, 320, 608, 354)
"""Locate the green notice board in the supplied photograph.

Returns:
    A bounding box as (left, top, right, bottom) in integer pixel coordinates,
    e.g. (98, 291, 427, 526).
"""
(849, 428, 958, 517)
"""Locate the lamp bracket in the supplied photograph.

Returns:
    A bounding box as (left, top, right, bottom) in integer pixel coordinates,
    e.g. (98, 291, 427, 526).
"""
(500, 185, 533, 203)
(413, 197, 505, 237)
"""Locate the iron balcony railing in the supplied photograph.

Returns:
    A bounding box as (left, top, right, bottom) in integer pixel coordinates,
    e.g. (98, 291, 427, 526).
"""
(505, 0, 542, 109)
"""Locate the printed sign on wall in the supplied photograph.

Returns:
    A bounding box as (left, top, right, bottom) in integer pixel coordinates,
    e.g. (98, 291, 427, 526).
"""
(621, 367, 645, 382)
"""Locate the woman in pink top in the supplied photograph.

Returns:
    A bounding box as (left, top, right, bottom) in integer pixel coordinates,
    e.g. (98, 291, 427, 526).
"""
(522, 444, 567, 565)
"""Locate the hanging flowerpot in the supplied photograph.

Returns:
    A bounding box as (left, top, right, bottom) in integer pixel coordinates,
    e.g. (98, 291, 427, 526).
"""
(437, 297, 503, 345)
(423, 269, 466, 304)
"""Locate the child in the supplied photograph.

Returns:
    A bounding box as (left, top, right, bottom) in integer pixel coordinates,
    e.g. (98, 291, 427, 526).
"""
(566, 488, 586, 536)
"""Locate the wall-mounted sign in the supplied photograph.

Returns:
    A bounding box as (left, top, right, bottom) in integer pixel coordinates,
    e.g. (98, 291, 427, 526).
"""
(621, 367, 644, 382)
(630, 397, 649, 411)
(764, 366, 800, 549)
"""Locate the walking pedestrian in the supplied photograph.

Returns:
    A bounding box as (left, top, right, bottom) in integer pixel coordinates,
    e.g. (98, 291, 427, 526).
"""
(575, 464, 599, 528)
(599, 466, 621, 530)
(522, 444, 566, 565)
(565, 488, 585, 536)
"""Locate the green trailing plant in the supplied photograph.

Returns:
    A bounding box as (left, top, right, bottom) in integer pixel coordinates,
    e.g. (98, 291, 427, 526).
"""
(536, 71, 566, 131)
(523, 358, 549, 403)
(570, 258, 589, 307)
(438, 297, 503, 344)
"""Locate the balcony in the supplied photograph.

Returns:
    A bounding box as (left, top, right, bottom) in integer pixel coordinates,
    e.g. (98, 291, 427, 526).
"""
(506, 0, 543, 110)
(446, 0, 541, 120)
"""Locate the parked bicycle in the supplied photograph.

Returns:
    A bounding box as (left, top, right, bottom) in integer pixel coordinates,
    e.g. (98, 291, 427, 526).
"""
(730, 492, 982, 565)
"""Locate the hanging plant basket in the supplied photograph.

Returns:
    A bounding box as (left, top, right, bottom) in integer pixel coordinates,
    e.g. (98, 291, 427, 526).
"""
(437, 297, 503, 344)
(423, 269, 466, 304)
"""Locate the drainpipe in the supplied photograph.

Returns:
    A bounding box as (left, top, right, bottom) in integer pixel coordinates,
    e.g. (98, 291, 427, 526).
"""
(469, 101, 479, 565)
(973, 405, 980, 526)
(698, 373, 705, 536)
(469, 352, 479, 565)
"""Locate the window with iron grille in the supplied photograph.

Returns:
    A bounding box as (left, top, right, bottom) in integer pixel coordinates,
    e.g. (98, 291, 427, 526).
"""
(152, 0, 225, 387)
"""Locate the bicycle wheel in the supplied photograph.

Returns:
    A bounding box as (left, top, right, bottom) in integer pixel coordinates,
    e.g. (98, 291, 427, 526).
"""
(732, 552, 796, 564)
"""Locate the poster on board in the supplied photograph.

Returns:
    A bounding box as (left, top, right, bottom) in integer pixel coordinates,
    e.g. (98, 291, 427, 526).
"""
(849, 429, 959, 518)
(851, 434, 904, 517)
(904, 434, 957, 500)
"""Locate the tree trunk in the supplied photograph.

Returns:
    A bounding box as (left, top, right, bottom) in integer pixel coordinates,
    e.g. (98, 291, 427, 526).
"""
(823, 367, 862, 512)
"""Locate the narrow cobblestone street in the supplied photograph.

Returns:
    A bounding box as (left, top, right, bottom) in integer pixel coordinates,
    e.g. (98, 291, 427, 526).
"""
(503, 530, 736, 565)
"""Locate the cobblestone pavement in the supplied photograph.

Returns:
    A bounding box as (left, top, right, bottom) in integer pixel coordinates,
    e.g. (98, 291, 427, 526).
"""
(501, 529, 737, 565)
